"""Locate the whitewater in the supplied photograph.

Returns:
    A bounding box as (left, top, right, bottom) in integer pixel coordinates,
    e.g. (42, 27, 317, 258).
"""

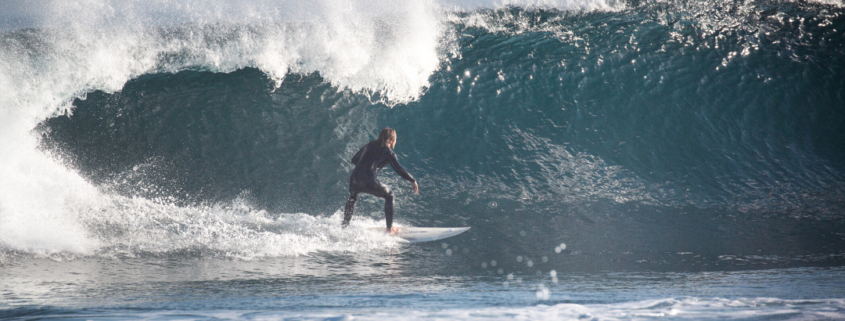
(2, 0, 845, 319)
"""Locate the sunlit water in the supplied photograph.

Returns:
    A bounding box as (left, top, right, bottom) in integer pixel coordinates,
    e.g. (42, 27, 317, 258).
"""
(3, 254, 845, 319)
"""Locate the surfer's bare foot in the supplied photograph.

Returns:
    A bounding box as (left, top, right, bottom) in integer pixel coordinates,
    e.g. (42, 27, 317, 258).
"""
(388, 227, 400, 234)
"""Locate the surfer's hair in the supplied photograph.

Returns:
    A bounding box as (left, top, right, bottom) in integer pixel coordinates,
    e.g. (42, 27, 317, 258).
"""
(377, 127, 396, 147)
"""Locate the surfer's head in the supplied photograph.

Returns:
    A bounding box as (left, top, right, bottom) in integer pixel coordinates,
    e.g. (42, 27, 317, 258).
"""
(377, 127, 397, 148)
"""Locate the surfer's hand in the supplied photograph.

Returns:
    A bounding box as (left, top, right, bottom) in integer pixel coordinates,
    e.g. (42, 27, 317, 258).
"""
(412, 181, 419, 194)
(388, 226, 401, 234)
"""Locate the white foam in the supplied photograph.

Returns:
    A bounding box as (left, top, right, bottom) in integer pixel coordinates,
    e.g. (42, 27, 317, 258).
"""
(497, 0, 623, 11)
(118, 297, 845, 320)
(0, 145, 102, 255)
(324, 297, 845, 320)
(86, 197, 406, 258)
(806, 0, 844, 7)
(439, 0, 624, 11)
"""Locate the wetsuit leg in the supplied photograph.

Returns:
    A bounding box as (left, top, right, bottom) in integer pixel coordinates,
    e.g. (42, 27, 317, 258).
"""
(384, 193, 394, 230)
(342, 191, 358, 228)
(363, 181, 394, 230)
(344, 180, 394, 229)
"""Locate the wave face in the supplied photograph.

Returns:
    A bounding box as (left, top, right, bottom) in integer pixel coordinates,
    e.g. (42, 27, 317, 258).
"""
(3, 0, 845, 271)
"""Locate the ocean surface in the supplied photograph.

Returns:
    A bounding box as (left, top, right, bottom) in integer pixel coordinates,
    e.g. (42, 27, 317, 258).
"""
(2, 0, 845, 319)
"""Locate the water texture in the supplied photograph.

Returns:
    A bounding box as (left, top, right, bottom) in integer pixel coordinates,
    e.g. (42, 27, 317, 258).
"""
(1, 0, 844, 319)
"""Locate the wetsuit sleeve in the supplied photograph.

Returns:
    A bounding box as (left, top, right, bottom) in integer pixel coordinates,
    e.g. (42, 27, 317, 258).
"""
(351, 144, 367, 165)
(388, 151, 416, 184)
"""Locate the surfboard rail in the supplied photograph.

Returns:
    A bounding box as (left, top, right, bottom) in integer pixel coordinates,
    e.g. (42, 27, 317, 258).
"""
(367, 227, 470, 243)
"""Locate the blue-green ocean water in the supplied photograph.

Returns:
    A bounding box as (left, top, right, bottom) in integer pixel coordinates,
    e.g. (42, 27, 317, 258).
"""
(2, 0, 845, 319)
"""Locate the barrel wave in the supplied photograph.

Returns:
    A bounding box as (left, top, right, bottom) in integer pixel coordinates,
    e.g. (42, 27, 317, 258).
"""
(3, 0, 845, 274)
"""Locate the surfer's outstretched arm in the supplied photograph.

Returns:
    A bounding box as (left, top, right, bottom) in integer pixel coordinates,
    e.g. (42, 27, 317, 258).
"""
(387, 151, 419, 194)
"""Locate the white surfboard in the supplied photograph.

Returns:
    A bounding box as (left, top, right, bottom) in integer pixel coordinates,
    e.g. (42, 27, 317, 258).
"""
(368, 227, 471, 243)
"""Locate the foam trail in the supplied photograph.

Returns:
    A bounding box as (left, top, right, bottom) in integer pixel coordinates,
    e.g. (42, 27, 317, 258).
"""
(276, 297, 845, 320)
(88, 198, 407, 258)
(497, 0, 623, 11)
(438, 0, 624, 11)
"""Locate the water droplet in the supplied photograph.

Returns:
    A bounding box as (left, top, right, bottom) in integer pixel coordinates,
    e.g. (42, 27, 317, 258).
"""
(535, 285, 550, 300)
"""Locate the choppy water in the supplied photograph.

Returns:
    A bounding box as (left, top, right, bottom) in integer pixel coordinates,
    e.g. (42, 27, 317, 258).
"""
(1, 0, 844, 319)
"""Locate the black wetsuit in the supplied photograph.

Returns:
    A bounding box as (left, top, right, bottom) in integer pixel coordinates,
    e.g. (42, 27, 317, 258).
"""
(342, 141, 416, 229)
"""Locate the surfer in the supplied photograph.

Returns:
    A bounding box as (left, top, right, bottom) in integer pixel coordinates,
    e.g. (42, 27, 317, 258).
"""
(342, 127, 419, 233)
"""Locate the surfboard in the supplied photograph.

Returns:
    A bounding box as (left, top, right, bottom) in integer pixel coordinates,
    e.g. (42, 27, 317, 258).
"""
(368, 227, 470, 243)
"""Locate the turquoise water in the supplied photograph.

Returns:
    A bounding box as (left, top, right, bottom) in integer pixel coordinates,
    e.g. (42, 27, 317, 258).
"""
(1, 0, 844, 319)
